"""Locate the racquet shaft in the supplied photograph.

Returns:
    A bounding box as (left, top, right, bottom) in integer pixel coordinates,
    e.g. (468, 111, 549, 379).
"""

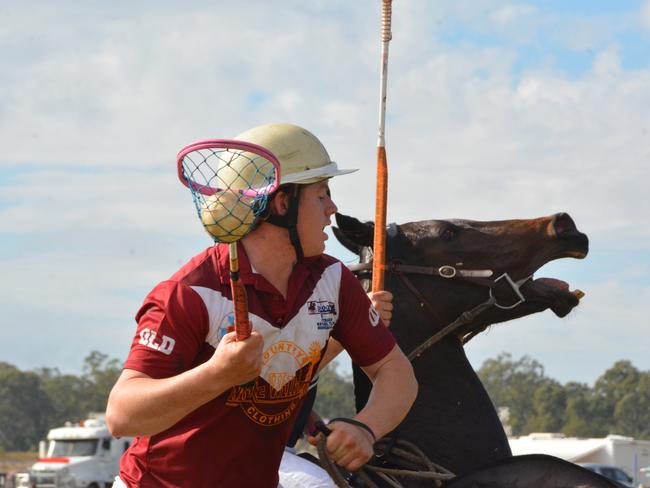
(372, 146, 388, 292)
(229, 242, 252, 340)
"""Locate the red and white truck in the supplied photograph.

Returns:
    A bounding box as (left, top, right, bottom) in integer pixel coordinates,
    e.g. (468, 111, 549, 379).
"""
(29, 415, 131, 488)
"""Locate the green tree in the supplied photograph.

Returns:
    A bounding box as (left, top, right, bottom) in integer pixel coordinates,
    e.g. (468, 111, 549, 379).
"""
(313, 361, 355, 420)
(35, 351, 122, 428)
(525, 379, 566, 433)
(591, 360, 640, 435)
(37, 367, 91, 427)
(478, 353, 547, 435)
(562, 382, 596, 437)
(0, 362, 52, 451)
(80, 351, 122, 414)
(613, 371, 650, 438)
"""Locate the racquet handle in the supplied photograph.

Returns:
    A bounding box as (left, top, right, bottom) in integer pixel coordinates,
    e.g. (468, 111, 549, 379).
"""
(372, 146, 388, 293)
(231, 277, 252, 341)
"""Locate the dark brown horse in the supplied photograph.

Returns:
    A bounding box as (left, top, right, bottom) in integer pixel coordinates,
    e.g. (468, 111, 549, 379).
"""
(332, 212, 616, 487)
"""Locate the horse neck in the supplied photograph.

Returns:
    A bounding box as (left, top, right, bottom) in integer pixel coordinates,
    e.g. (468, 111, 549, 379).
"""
(383, 276, 512, 476)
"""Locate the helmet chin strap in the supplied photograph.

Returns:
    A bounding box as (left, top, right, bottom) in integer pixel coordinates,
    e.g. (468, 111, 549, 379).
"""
(266, 185, 304, 261)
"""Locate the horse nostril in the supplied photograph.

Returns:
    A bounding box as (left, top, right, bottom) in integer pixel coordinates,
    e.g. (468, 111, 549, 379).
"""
(551, 213, 577, 237)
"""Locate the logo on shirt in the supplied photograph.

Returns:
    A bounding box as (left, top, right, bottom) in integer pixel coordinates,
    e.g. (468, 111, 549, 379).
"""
(217, 313, 235, 340)
(138, 328, 176, 355)
(307, 300, 337, 330)
(369, 305, 380, 327)
(225, 340, 322, 427)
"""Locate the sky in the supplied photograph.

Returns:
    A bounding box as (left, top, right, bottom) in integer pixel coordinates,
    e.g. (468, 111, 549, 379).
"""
(1, 0, 648, 386)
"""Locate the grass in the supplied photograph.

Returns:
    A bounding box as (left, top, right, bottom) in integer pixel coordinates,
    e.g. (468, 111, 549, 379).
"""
(0, 451, 38, 474)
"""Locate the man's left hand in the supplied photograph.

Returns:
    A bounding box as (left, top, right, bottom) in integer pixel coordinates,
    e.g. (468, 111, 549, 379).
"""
(369, 290, 393, 327)
(307, 419, 374, 472)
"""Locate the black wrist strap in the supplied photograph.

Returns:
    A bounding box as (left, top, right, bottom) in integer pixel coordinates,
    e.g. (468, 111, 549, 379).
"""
(328, 417, 377, 443)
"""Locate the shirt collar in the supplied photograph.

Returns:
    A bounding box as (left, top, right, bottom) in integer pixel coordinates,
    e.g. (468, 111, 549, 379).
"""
(214, 243, 326, 294)
(215, 242, 256, 286)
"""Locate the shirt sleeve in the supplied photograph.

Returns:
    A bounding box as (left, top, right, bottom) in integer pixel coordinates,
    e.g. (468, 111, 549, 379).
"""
(331, 265, 396, 367)
(123, 280, 210, 379)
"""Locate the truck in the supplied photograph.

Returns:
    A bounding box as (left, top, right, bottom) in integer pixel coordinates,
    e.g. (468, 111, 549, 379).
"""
(29, 415, 131, 488)
(509, 433, 650, 487)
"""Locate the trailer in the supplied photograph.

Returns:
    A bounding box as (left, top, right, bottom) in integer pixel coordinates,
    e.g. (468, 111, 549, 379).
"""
(510, 433, 650, 487)
(29, 415, 131, 488)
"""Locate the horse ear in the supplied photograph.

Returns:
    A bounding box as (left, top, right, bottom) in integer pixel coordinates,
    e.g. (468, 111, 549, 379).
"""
(333, 213, 374, 255)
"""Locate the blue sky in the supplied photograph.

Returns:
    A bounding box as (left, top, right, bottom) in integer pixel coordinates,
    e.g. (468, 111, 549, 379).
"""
(1, 0, 648, 386)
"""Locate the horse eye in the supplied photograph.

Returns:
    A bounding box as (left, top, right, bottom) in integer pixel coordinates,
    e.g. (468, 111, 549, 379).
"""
(441, 228, 456, 241)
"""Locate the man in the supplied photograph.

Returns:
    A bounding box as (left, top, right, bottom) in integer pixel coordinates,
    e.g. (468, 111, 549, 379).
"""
(106, 123, 417, 487)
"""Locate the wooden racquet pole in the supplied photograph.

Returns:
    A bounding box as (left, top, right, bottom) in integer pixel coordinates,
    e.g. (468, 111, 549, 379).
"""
(372, 0, 392, 293)
(229, 242, 252, 341)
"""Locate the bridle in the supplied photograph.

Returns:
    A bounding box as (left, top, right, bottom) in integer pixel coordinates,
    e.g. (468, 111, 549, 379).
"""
(347, 224, 533, 361)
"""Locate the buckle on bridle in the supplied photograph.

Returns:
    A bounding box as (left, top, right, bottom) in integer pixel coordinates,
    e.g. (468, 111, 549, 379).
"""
(438, 265, 457, 278)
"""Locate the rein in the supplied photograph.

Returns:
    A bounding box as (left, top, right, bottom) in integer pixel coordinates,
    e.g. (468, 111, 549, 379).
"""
(349, 260, 532, 359)
(315, 421, 454, 488)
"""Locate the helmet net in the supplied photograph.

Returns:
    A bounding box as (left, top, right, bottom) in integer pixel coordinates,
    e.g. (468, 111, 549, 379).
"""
(177, 140, 280, 243)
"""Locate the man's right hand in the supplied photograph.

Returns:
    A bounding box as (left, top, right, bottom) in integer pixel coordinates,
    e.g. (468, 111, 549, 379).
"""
(210, 330, 264, 386)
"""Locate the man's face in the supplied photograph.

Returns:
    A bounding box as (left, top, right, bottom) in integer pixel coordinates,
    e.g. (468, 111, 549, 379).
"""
(297, 180, 338, 257)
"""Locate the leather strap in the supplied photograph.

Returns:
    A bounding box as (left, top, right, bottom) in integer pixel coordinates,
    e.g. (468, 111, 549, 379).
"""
(328, 417, 377, 444)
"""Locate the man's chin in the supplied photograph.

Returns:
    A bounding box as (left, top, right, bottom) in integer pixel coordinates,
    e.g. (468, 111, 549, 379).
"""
(303, 243, 326, 258)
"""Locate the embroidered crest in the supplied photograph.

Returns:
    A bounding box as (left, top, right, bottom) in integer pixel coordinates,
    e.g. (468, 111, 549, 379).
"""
(217, 312, 235, 341)
(307, 300, 337, 330)
(369, 305, 380, 326)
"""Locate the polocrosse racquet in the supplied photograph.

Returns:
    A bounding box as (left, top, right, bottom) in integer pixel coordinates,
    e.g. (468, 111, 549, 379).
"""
(177, 140, 280, 340)
(372, 0, 393, 293)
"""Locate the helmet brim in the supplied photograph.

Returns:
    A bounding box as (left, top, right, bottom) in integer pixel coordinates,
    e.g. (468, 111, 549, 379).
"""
(281, 162, 358, 185)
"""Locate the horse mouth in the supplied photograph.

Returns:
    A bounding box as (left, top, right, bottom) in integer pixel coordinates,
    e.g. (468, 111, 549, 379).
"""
(522, 277, 584, 317)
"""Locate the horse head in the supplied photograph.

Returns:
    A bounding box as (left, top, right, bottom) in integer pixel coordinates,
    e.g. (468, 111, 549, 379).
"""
(333, 212, 588, 353)
(333, 212, 589, 476)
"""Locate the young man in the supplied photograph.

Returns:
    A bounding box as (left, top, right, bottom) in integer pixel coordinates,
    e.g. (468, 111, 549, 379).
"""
(106, 123, 417, 487)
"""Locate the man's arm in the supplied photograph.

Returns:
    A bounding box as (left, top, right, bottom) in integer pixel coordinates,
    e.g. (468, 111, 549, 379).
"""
(106, 331, 263, 438)
(317, 290, 394, 374)
(309, 344, 417, 471)
(355, 344, 416, 441)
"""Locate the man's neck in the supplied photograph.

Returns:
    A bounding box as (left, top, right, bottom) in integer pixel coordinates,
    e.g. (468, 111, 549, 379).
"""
(242, 223, 296, 297)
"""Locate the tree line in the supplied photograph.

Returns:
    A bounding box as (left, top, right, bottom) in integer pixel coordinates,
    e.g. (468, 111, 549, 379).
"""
(478, 353, 650, 439)
(0, 352, 121, 452)
(1, 352, 648, 452)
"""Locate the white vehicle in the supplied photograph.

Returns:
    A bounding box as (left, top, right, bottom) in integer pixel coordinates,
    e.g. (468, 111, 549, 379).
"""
(509, 433, 650, 487)
(30, 415, 131, 488)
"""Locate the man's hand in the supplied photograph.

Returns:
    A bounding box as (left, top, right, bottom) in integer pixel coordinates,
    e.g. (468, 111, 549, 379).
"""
(307, 420, 374, 472)
(369, 290, 393, 327)
(208, 330, 264, 386)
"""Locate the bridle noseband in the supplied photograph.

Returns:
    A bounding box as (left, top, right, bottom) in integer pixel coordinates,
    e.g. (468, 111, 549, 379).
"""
(348, 223, 533, 360)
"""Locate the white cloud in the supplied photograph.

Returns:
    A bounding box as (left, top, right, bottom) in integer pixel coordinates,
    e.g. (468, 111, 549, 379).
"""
(592, 45, 622, 76)
(1, 0, 649, 377)
(491, 4, 537, 26)
(642, 0, 650, 30)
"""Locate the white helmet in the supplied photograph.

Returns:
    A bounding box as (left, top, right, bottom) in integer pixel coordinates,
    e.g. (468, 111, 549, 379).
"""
(234, 123, 357, 184)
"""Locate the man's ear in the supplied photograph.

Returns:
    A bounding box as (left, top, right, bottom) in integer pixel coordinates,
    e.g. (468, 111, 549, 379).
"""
(270, 190, 290, 217)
